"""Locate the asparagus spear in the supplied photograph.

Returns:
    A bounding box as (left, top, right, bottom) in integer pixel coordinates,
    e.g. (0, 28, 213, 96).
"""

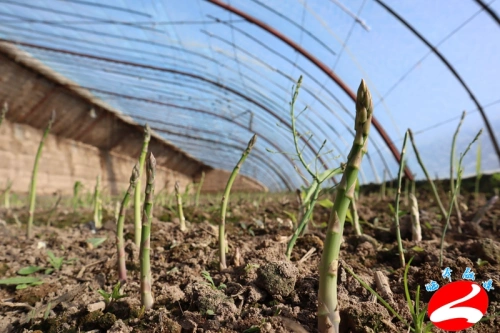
(140, 152, 155, 310)
(175, 182, 187, 232)
(27, 111, 55, 238)
(219, 134, 257, 270)
(318, 80, 373, 333)
(134, 124, 151, 247)
(117, 164, 139, 284)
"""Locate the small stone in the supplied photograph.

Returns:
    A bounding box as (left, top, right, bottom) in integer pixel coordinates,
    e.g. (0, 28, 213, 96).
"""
(87, 301, 106, 313)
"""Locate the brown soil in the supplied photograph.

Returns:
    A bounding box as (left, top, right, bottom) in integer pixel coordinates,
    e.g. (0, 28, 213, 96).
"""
(0, 190, 499, 333)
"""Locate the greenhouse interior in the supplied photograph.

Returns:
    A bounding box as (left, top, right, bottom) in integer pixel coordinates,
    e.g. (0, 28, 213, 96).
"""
(0, 1, 499, 332)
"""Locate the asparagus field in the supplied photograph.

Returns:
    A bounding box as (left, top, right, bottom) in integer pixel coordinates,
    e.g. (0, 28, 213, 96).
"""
(0, 81, 499, 333)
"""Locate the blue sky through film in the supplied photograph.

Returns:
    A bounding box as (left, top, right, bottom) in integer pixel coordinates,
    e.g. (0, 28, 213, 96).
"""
(0, 0, 498, 190)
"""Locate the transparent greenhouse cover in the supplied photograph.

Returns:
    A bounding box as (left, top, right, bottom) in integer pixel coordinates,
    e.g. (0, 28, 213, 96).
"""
(0, 0, 498, 191)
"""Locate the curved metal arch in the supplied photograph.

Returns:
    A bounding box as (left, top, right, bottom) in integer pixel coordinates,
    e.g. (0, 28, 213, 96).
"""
(206, 15, 394, 179)
(475, 0, 500, 25)
(206, 0, 413, 180)
(0, 21, 208, 72)
(32, 33, 382, 183)
(47, 58, 312, 177)
(9, 22, 343, 176)
(73, 85, 307, 188)
(1, 39, 334, 174)
(375, 0, 500, 165)
(203, 29, 386, 181)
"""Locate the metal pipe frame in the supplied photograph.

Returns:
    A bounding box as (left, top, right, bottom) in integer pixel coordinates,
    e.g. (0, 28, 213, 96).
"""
(0, 38, 333, 177)
(206, 0, 413, 180)
(376, 0, 500, 166)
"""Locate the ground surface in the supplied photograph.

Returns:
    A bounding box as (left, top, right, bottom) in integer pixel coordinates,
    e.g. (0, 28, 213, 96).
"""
(0, 189, 499, 333)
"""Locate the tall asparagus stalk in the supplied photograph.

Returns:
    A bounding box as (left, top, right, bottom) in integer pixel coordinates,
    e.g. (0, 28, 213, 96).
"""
(117, 164, 139, 284)
(0, 102, 7, 127)
(409, 130, 447, 219)
(219, 134, 257, 270)
(140, 153, 156, 310)
(285, 77, 343, 259)
(440, 130, 482, 266)
(135, 124, 151, 247)
(318, 80, 373, 333)
(27, 111, 55, 238)
(175, 182, 187, 232)
(450, 111, 465, 230)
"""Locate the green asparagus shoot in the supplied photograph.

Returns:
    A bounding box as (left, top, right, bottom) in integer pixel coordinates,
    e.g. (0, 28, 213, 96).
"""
(3, 180, 12, 209)
(475, 137, 482, 204)
(440, 130, 482, 266)
(450, 111, 466, 231)
(394, 130, 410, 268)
(284, 76, 343, 259)
(408, 130, 447, 220)
(93, 175, 103, 229)
(98, 281, 128, 308)
(219, 134, 257, 270)
(135, 124, 151, 247)
(175, 182, 187, 232)
(139, 152, 156, 310)
(318, 80, 373, 333)
(72, 181, 83, 211)
(117, 164, 139, 284)
(27, 111, 55, 238)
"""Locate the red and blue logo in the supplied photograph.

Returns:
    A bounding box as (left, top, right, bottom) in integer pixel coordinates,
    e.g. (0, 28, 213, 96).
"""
(425, 267, 493, 331)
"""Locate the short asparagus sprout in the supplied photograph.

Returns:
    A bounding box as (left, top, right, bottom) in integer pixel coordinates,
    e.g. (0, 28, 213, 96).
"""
(135, 124, 151, 247)
(117, 164, 139, 284)
(475, 138, 482, 204)
(408, 130, 447, 219)
(394, 130, 410, 268)
(27, 111, 55, 239)
(98, 281, 128, 309)
(175, 182, 187, 232)
(440, 130, 482, 266)
(72, 181, 83, 211)
(0, 102, 7, 127)
(318, 80, 373, 333)
(140, 152, 156, 310)
(3, 180, 12, 209)
(195, 171, 205, 209)
(93, 175, 103, 229)
(219, 134, 257, 270)
(409, 193, 421, 242)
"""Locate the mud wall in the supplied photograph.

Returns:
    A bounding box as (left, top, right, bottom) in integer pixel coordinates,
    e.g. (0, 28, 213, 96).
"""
(0, 119, 192, 195)
(199, 169, 267, 193)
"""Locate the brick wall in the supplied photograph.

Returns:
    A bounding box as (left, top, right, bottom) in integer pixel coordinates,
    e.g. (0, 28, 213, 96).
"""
(0, 119, 192, 195)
